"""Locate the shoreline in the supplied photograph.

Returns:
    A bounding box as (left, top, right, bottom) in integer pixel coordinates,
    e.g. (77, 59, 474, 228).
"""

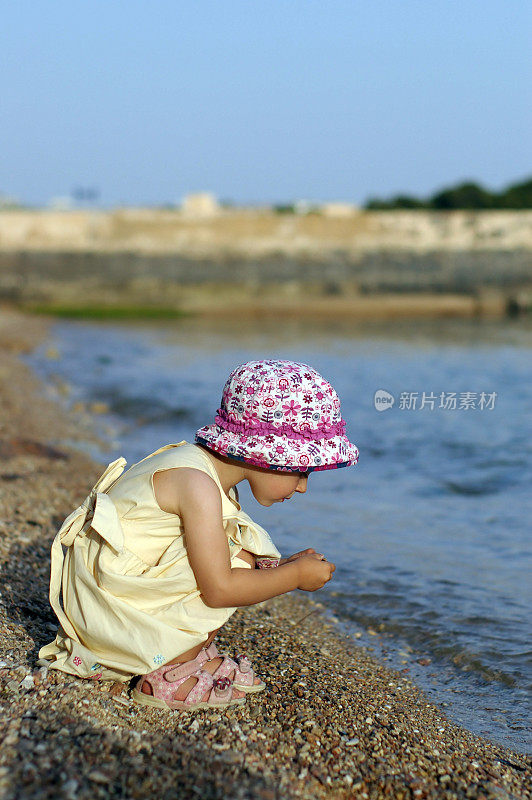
(0, 307, 530, 799)
(16, 289, 525, 320)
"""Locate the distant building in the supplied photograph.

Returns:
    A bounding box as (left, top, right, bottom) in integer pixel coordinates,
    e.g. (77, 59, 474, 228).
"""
(48, 196, 74, 210)
(321, 202, 359, 218)
(293, 199, 359, 216)
(294, 199, 321, 215)
(181, 192, 220, 217)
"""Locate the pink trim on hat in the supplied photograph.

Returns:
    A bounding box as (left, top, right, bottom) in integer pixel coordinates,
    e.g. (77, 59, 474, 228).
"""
(214, 408, 347, 441)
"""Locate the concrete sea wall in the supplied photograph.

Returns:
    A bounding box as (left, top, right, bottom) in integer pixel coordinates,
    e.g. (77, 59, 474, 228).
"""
(0, 210, 531, 317)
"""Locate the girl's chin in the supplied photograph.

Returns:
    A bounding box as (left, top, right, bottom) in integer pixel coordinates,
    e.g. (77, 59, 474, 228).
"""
(253, 494, 284, 506)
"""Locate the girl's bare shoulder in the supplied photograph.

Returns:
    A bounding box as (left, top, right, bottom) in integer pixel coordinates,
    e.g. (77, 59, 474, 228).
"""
(152, 467, 220, 516)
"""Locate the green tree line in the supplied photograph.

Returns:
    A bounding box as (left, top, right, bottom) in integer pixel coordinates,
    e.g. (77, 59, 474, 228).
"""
(364, 176, 532, 210)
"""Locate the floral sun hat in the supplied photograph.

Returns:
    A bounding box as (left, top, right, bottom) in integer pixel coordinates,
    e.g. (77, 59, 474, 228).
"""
(195, 359, 359, 473)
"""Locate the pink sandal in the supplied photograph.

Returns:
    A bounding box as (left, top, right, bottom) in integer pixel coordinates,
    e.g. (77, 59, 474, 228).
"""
(201, 641, 266, 693)
(131, 651, 246, 711)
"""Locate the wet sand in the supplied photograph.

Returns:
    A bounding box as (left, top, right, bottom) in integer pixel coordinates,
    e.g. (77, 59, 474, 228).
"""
(0, 306, 530, 799)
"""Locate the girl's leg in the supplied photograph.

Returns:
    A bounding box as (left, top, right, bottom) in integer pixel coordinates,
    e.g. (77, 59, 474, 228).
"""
(165, 627, 219, 666)
(165, 547, 256, 667)
(139, 549, 258, 701)
(195, 550, 261, 689)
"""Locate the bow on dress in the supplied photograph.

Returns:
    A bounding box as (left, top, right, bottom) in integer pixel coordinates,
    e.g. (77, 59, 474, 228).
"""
(227, 507, 281, 561)
(48, 457, 127, 642)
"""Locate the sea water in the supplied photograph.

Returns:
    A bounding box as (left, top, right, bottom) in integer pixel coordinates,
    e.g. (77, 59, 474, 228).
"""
(24, 315, 532, 754)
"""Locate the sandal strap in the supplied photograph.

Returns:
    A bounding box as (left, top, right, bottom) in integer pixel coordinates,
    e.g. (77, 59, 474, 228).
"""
(203, 641, 219, 660)
(211, 654, 240, 680)
(182, 669, 215, 706)
(141, 665, 214, 706)
(164, 650, 209, 681)
(235, 654, 253, 673)
(203, 642, 253, 672)
(203, 643, 256, 686)
(233, 656, 255, 686)
(140, 651, 213, 706)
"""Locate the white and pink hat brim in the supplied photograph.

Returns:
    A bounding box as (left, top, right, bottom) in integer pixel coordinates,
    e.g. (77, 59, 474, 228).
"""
(195, 359, 359, 473)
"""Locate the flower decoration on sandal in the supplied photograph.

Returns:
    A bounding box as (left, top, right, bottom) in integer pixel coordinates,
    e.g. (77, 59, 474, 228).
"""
(212, 676, 232, 697)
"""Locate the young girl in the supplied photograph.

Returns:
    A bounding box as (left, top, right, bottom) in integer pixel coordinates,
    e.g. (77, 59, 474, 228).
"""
(39, 359, 359, 711)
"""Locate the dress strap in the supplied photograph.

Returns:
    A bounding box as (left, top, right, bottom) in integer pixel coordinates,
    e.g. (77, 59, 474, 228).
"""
(131, 441, 187, 467)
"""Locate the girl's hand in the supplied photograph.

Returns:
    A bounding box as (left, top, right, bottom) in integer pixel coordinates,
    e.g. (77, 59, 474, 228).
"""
(280, 548, 325, 566)
(296, 554, 336, 591)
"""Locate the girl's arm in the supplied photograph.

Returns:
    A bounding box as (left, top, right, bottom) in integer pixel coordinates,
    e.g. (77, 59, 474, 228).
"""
(218, 561, 301, 607)
(178, 470, 302, 608)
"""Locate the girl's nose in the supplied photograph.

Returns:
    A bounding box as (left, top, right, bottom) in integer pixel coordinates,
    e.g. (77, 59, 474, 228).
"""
(296, 477, 308, 493)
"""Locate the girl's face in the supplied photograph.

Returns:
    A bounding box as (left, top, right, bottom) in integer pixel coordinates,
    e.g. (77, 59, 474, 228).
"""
(247, 468, 309, 507)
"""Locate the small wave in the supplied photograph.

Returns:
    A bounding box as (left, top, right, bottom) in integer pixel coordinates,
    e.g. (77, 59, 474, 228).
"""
(326, 589, 523, 688)
(441, 478, 503, 496)
(89, 389, 197, 427)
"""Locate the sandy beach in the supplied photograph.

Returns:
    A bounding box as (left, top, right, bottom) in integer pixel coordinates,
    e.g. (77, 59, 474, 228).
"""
(0, 307, 530, 799)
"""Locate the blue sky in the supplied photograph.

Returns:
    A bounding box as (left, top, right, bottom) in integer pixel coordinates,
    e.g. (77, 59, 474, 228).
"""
(2, 1, 531, 207)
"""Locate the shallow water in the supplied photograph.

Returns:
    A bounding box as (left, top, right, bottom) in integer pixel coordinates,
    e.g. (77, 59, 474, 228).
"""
(24, 315, 532, 754)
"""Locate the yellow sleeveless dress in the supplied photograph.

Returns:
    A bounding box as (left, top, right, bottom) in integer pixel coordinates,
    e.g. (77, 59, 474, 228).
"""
(38, 441, 281, 683)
